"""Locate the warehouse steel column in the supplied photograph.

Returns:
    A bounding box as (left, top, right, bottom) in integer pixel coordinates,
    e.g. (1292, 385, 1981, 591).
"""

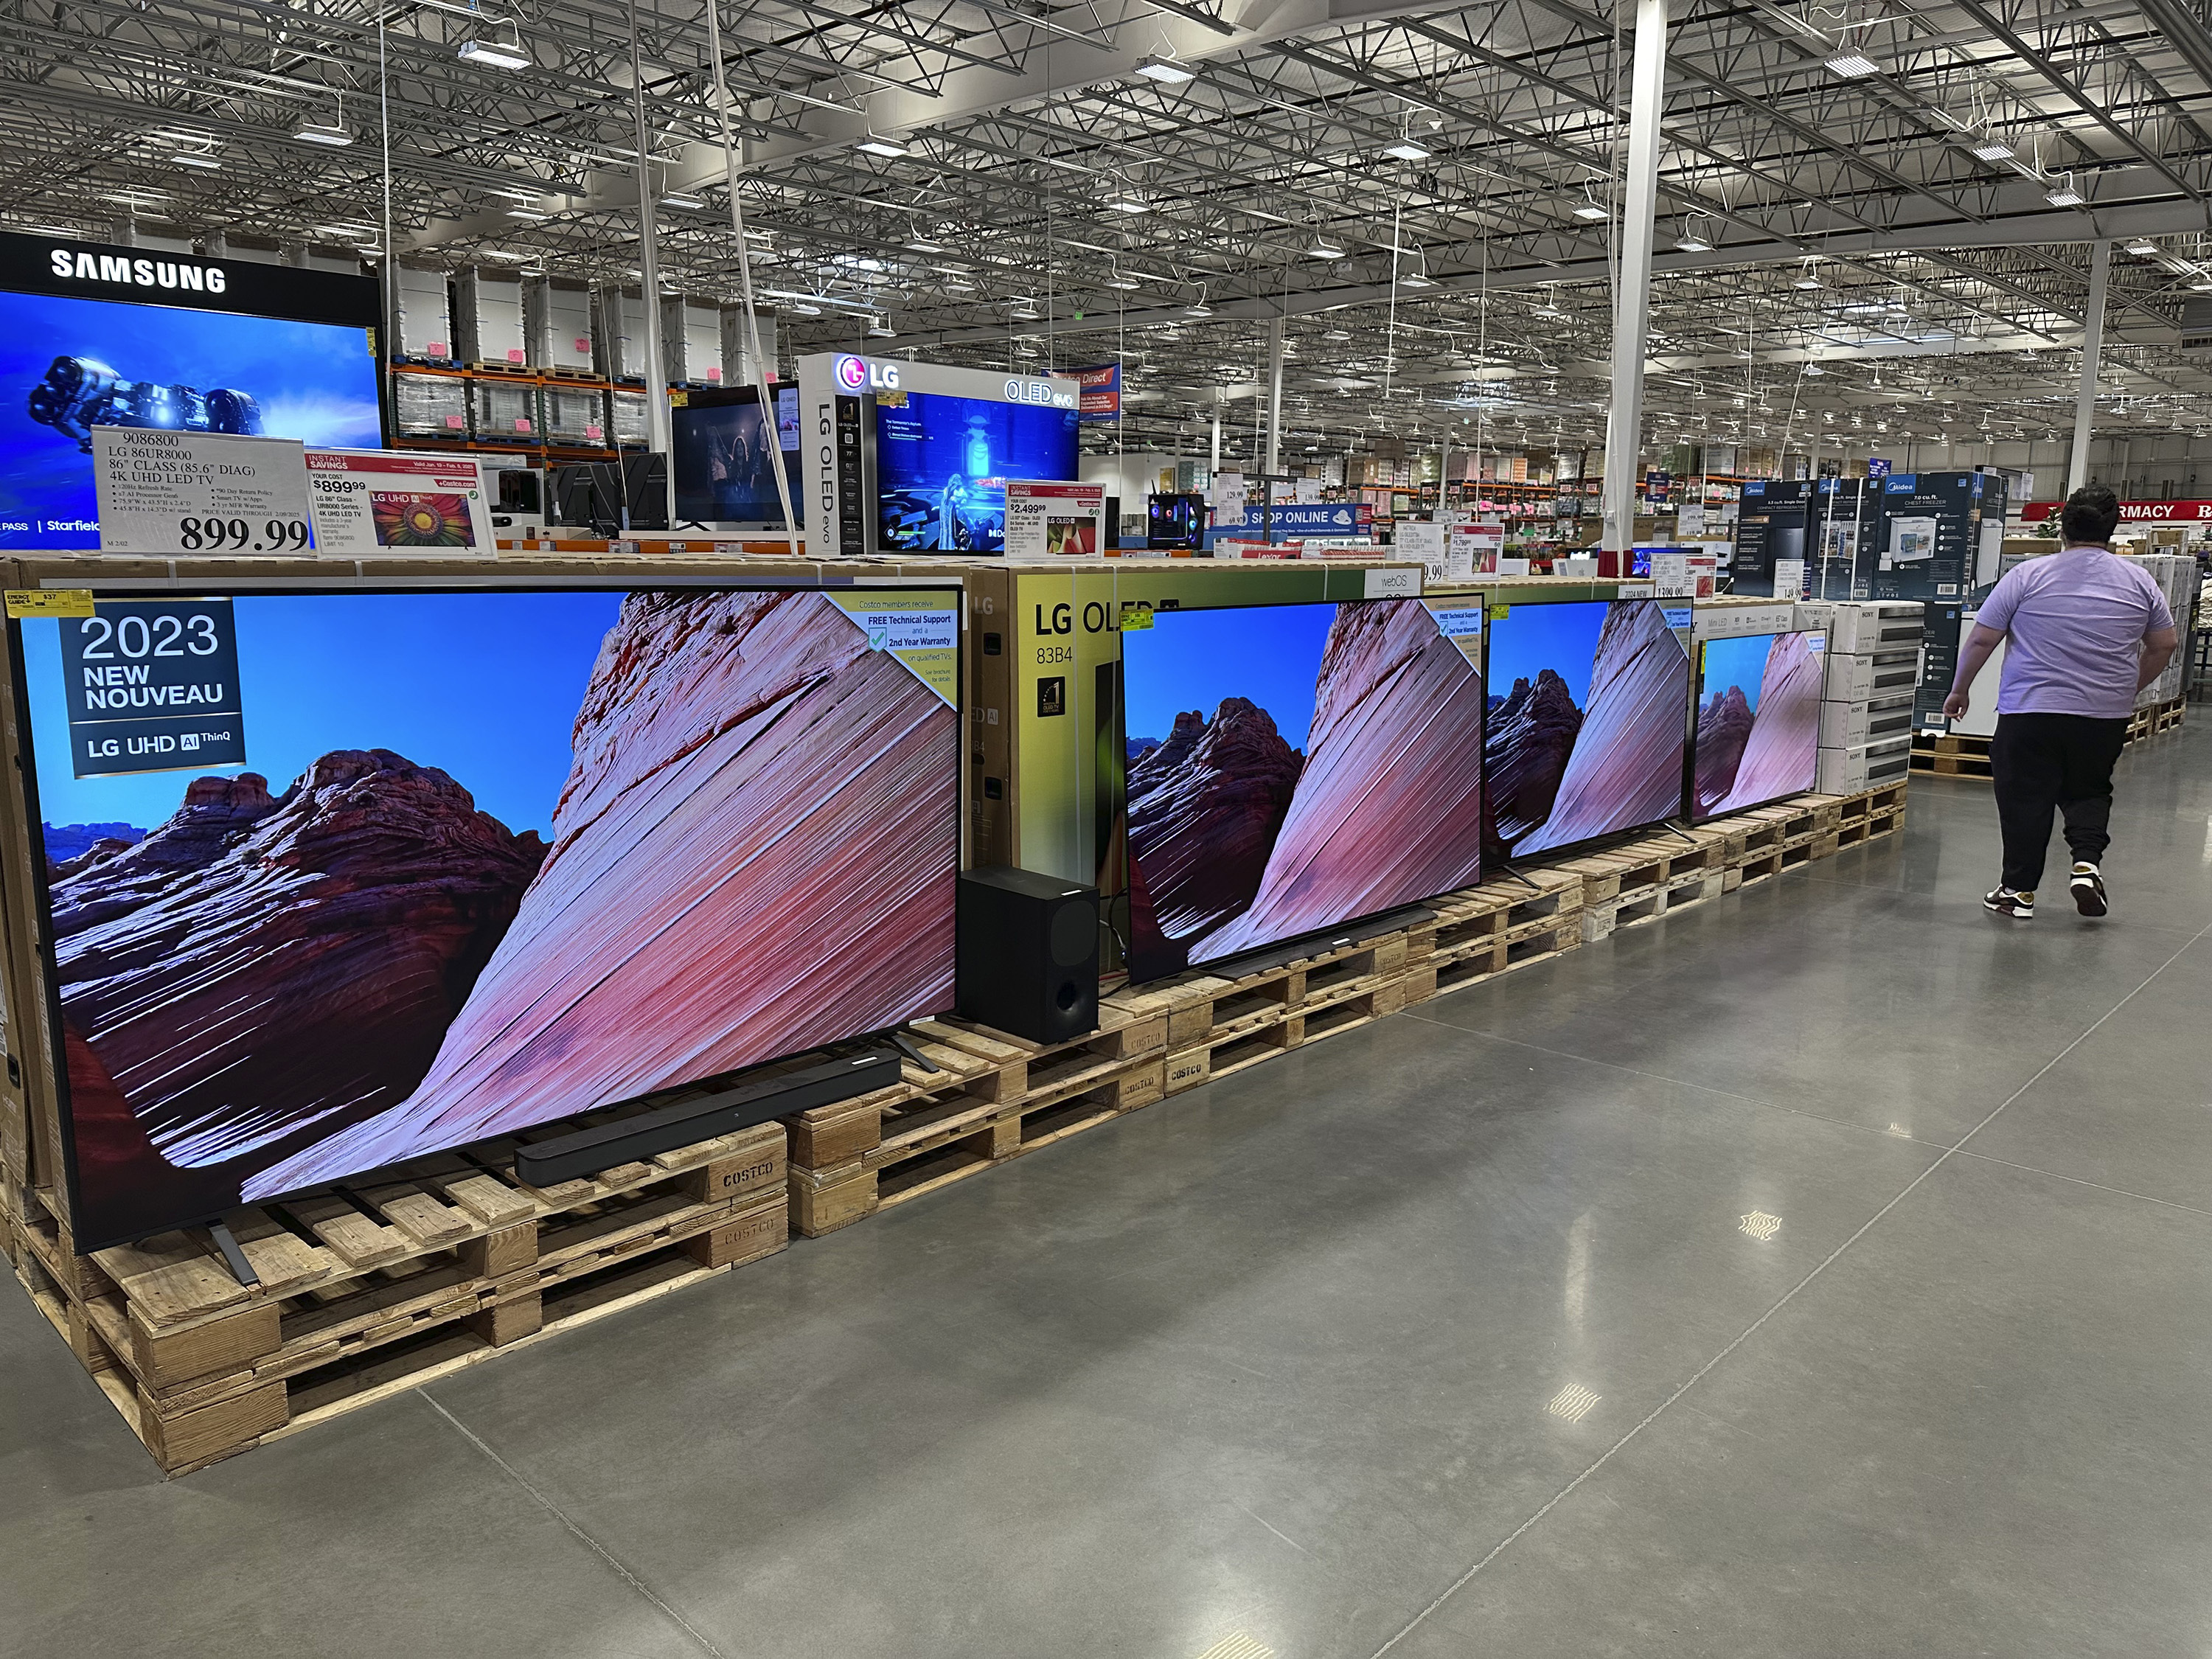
(630, 0, 674, 526)
(1602, 0, 1669, 553)
(2067, 238, 2111, 495)
(1264, 314, 1285, 476)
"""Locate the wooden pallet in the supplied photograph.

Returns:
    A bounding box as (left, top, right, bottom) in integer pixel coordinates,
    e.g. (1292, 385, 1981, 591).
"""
(782, 1012, 1169, 1237)
(1910, 730, 1992, 778)
(2127, 697, 2185, 742)
(1400, 866, 1585, 1003)
(10, 1119, 787, 1475)
(1565, 825, 1733, 942)
(465, 360, 539, 378)
(1138, 931, 1414, 1097)
(542, 365, 609, 383)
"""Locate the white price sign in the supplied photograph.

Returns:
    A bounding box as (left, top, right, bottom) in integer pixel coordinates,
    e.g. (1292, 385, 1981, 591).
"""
(305, 449, 495, 557)
(91, 429, 313, 554)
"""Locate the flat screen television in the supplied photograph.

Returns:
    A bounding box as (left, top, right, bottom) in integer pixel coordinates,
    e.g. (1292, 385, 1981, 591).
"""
(1482, 597, 1691, 862)
(1119, 598, 1487, 984)
(874, 388, 1079, 552)
(669, 384, 802, 528)
(1691, 629, 1825, 820)
(13, 583, 961, 1247)
(0, 231, 386, 550)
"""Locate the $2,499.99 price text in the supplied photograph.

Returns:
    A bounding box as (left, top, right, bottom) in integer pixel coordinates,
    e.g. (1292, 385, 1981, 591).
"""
(175, 516, 311, 552)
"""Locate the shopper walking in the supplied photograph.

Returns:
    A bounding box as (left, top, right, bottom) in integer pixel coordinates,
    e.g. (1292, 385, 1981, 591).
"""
(1942, 483, 2177, 920)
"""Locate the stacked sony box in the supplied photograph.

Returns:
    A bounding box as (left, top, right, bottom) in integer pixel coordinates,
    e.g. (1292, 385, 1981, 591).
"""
(1796, 600, 1923, 794)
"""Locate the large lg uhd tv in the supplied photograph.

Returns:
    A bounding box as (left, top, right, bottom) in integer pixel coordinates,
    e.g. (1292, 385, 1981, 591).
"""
(13, 584, 961, 1247)
(1482, 598, 1691, 862)
(874, 388, 1078, 552)
(1119, 598, 1487, 984)
(0, 231, 386, 550)
(1691, 629, 1825, 819)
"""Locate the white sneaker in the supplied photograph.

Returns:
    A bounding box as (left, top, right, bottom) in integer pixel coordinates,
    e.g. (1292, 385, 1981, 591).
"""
(2070, 863, 2107, 918)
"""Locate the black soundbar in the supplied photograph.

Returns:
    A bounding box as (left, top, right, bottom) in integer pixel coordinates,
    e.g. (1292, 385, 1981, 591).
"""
(514, 1045, 902, 1189)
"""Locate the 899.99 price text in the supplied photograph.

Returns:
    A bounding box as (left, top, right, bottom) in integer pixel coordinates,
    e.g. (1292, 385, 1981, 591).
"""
(176, 516, 312, 552)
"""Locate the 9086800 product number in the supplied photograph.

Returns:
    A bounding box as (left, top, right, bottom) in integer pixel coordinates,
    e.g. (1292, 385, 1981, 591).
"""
(177, 516, 312, 552)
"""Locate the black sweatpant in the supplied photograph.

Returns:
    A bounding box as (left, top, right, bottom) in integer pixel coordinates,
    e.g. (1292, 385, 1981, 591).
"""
(1989, 712, 2131, 893)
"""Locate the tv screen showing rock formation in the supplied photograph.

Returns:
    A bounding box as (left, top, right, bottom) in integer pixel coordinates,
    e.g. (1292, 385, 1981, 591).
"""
(15, 585, 961, 1247)
(1691, 630, 1825, 820)
(1481, 599, 1691, 862)
(1119, 598, 1487, 984)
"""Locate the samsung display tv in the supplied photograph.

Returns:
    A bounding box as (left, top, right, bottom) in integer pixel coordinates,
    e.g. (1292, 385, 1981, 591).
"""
(1691, 629, 1825, 819)
(1119, 597, 1487, 984)
(12, 583, 961, 1247)
(670, 384, 803, 528)
(0, 231, 386, 550)
(1482, 598, 1691, 862)
(874, 388, 1079, 552)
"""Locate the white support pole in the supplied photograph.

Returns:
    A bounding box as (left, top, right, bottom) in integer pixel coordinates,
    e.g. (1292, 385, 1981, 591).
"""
(2067, 239, 2110, 495)
(1264, 314, 1286, 476)
(1602, 0, 1669, 554)
(630, 0, 673, 529)
(1211, 400, 1222, 474)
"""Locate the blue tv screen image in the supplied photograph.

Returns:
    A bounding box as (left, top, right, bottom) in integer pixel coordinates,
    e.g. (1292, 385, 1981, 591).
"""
(874, 389, 1078, 552)
(0, 289, 384, 550)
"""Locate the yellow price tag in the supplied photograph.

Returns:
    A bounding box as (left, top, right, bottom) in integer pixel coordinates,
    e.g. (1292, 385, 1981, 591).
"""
(4, 589, 94, 619)
(1118, 602, 1155, 631)
(1487, 602, 1511, 620)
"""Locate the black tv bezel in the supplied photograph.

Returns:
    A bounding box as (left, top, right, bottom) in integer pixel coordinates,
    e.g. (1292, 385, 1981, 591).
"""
(1481, 594, 1694, 866)
(667, 383, 803, 532)
(1116, 592, 1488, 988)
(10, 577, 964, 1250)
(1687, 626, 1827, 824)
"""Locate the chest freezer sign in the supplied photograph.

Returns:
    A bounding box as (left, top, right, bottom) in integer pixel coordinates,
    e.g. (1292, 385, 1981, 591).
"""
(57, 597, 246, 778)
(827, 591, 959, 705)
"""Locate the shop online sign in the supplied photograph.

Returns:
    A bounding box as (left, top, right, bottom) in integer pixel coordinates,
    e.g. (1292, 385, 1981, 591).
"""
(2020, 498, 2212, 522)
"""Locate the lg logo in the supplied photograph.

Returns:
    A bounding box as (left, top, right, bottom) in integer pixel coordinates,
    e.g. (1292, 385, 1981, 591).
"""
(836, 355, 899, 391)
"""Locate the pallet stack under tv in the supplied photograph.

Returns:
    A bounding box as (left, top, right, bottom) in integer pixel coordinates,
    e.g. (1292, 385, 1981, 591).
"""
(0, 554, 1910, 1475)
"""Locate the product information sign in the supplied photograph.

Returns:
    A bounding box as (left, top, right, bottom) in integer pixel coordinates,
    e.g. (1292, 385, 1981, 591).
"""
(57, 597, 245, 777)
(1212, 471, 1248, 527)
(1650, 552, 1695, 598)
(304, 448, 494, 557)
(1004, 480, 1107, 557)
(1075, 364, 1121, 422)
(1395, 519, 1448, 583)
(91, 428, 313, 554)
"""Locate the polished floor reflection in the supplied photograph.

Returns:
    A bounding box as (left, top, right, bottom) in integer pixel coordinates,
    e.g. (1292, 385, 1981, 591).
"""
(7, 727, 2212, 1659)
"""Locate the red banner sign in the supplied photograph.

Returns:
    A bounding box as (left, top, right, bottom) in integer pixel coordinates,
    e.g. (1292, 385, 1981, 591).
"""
(2021, 499, 2212, 522)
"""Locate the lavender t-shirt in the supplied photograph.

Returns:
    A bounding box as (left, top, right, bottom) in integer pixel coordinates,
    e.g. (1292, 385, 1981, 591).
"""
(1974, 548, 2175, 719)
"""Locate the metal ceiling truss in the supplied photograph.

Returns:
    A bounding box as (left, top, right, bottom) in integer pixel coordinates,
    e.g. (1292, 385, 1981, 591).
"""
(5, 0, 2212, 454)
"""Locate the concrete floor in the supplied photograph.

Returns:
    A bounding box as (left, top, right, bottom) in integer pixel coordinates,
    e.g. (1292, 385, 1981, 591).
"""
(7, 729, 2212, 1659)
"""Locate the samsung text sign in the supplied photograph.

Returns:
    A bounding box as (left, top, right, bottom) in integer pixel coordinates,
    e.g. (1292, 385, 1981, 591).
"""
(49, 248, 229, 296)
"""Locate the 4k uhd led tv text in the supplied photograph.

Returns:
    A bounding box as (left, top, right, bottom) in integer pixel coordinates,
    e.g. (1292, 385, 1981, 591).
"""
(1481, 599, 1691, 863)
(1120, 598, 1487, 984)
(1691, 629, 1825, 819)
(14, 585, 961, 1247)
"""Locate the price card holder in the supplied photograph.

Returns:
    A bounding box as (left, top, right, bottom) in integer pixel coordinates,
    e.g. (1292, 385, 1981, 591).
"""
(91, 430, 315, 555)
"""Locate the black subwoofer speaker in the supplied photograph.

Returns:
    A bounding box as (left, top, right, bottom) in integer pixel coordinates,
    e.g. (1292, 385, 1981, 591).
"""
(956, 866, 1100, 1044)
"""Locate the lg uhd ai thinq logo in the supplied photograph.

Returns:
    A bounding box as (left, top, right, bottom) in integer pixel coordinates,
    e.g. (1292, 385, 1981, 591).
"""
(836, 355, 898, 391)
(50, 248, 229, 295)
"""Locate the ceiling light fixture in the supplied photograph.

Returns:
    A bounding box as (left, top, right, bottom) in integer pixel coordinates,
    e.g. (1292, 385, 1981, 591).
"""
(1824, 50, 1879, 76)
(1675, 234, 1712, 251)
(1308, 237, 1346, 260)
(2045, 174, 2084, 207)
(506, 207, 549, 220)
(1572, 202, 1610, 221)
(661, 192, 703, 210)
(855, 137, 909, 159)
(1107, 275, 1142, 290)
(2125, 237, 2160, 256)
(906, 235, 945, 253)
(293, 119, 354, 147)
(1107, 194, 1150, 214)
(1383, 139, 1431, 161)
(1969, 137, 2015, 161)
(788, 302, 824, 316)
(1133, 55, 1197, 84)
(1399, 270, 1436, 288)
(168, 151, 223, 170)
(1185, 302, 1213, 317)
(457, 27, 532, 69)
